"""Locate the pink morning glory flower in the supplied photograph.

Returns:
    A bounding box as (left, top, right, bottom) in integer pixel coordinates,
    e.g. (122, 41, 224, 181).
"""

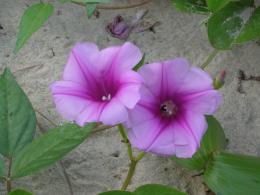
(50, 42, 142, 126)
(127, 58, 221, 158)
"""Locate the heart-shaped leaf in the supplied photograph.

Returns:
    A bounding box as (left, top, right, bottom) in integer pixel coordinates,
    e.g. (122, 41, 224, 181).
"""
(11, 123, 95, 178)
(207, 1, 258, 49)
(0, 69, 36, 157)
(204, 152, 260, 195)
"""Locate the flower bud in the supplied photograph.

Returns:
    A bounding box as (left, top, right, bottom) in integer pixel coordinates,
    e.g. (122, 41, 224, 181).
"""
(214, 70, 226, 89)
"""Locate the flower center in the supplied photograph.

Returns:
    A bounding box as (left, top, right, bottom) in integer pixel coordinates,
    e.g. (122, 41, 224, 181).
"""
(102, 94, 112, 101)
(160, 100, 178, 117)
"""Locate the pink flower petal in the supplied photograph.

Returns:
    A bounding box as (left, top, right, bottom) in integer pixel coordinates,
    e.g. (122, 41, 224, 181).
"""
(138, 58, 190, 97)
(176, 67, 213, 94)
(50, 81, 91, 121)
(75, 101, 105, 126)
(178, 111, 208, 149)
(63, 43, 99, 85)
(116, 71, 142, 109)
(128, 117, 162, 151)
(99, 98, 128, 125)
(181, 90, 221, 115)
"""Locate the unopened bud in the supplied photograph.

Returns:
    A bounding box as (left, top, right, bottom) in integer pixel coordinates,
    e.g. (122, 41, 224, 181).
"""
(213, 70, 226, 89)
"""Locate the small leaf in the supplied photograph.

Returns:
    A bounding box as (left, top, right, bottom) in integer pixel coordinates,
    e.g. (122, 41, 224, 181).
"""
(172, 116, 227, 171)
(236, 6, 260, 43)
(172, 0, 209, 14)
(86, 3, 97, 18)
(0, 68, 36, 157)
(204, 152, 260, 195)
(11, 123, 95, 178)
(207, 1, 255, 49)
(133, 55, 145, 71)
(134, 184, 186, 195)
(14, 3, 54, 53)
(9, 189, 33, 195)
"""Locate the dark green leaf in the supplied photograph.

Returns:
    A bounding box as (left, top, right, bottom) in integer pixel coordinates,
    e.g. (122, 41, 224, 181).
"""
(134, 184, 186, 195)
(73, 0, 111, 3)
(11, 123, 95, 178)
(86, 3, 97, 18)
(206, 0, 231, 12)
(172, 0, 209, 14)
(236, 6, 260, 43)
(9, 189, 33, 195)
(204, 152, 260, 195)
(207, 1, 255, 49)
(133, 55, 145, 71)
(99, 191, 132, 195)
(173, 116, 227, 171)
(0, 68, 36, 157)
(14, 3, 54, 53)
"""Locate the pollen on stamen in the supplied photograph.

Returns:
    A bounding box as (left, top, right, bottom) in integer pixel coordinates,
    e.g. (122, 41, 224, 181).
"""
(102, 94, 112, 101)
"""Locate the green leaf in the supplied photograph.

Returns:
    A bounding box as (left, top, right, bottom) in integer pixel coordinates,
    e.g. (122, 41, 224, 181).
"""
(99, 191, 132, 195)
(206, 0, 231, 12)
(11, 123, 95, 178)
(207, 1, 255, 49)
(99, 184, 186, 195)
(0, 68, 36, 157)
(133, 55, 145, 71)
(134, 184, 186, 195)
(73, 0, 111, 3)
(172, 0, 209, 14)
(86, 3, 97, 18)
(172, 116, 227, 171)
(9, 189, 33, 195)
(14, 3, 54, 53)
(204, 152, 260, 195)
(236, 6, 260, 43)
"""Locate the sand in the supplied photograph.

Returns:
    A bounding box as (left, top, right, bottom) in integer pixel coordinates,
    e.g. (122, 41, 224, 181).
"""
(0, 0, 259, 194)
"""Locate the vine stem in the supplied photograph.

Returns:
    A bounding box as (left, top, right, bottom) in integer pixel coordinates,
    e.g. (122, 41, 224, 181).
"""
(118, 124, 146, 190)
(71, 0, 151, 10)
(200, 49, 219, 69)
(6, 157, 12, 193)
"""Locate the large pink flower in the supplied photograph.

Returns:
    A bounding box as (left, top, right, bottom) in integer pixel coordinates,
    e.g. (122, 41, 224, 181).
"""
(50, 42, 142, 126)
(127, 59, 221, 158)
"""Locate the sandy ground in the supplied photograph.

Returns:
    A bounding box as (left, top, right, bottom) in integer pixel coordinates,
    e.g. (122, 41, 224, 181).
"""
(0, 0, 260, 194)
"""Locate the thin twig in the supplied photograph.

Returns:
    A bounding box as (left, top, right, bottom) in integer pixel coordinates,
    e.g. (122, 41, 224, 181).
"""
(35, 109, 57, 126)
(200, 49, 219, 69)
(72, 0, 151, 10)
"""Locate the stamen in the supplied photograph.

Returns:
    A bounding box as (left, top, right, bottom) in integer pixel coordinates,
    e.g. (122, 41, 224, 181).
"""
(102, 94, 112, 101)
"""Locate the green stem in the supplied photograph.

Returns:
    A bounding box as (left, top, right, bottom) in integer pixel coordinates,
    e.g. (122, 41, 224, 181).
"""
(200, 49, 219, 69)
(121, 159, 137, 191)
(6, 157, 12, 193)
(118, 124, 146, 190)
(118, 124, 134, 161)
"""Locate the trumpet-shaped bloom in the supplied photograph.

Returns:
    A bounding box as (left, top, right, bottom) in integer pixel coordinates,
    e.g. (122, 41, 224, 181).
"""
(50, 42, 142, 126)
(127, 59, 221, 158)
